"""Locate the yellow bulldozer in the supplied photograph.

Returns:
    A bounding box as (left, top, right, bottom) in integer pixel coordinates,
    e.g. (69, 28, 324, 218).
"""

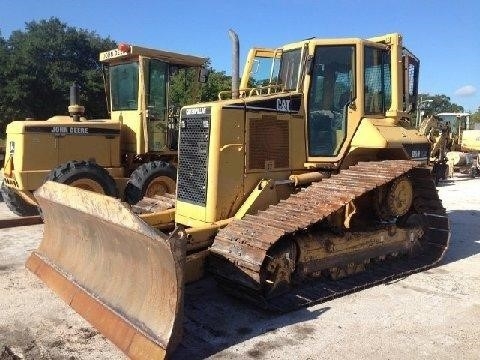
(26, 32, 450, 359)
(1, 44, 206, 216)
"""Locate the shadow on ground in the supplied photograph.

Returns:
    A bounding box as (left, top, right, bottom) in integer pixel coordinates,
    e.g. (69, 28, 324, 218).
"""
(172, 277, 330, 359)
(437, 174, 479, 187)
(441, 209, 480, 265)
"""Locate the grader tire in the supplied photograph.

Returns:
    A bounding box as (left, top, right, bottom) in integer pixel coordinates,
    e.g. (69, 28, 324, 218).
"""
(46, 160, 118, 197)
(0, 182, 39, 216)
(124, 161, 176, 204)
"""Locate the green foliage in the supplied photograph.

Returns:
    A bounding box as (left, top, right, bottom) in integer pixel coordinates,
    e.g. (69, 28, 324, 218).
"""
(169, 61, 231, 110)
(200, 68, 231, 102)
(418, 93, 464, 115)
(0, 33, 8, 127)
(0, 18, 116, 134)
(169, 67, 200, 109)
(470, 107, 480, 124)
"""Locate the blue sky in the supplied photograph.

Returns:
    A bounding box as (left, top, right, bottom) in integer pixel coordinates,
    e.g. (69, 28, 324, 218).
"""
(1, 0, 479, 111)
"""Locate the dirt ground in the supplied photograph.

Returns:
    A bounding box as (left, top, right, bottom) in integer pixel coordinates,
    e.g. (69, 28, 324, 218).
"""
(0, 175, 479, 360)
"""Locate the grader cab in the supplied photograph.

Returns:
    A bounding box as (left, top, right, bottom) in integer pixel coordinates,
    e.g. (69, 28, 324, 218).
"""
(1, 44, 206, 216)
(27, 33, 449, 358)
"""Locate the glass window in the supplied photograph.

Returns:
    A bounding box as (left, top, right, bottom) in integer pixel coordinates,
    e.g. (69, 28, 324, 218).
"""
(248, 55, 280, 87)
(307, 45, 354, 157)
(403, 51, 419, 112)
(278, 49, 302, 90)
(148, 59, 168, 120)
(364, 47, 391, 114)
(109, 62, 139, 111)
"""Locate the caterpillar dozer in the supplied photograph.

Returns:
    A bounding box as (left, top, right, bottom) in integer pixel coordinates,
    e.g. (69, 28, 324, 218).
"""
(1, 44, 206, 216)
(26, 32, 450, 359)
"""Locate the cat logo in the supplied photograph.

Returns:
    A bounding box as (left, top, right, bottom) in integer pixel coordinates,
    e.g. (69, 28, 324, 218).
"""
(185, 107, 207, 116)
(276, 99, 291, 112)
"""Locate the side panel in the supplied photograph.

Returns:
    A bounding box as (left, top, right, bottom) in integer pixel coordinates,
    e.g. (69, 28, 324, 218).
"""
(112, 110, 144, 155)
(461, 130, 480, 152)
(10, 132, 57, 172)
(211, 108, 245, 221)
(344, 118, 430, 166)
(4, 121, 121, 191)
(58, 132, 119, 167)
(175, 105, 246, 225)
(4, 130, 57, 190)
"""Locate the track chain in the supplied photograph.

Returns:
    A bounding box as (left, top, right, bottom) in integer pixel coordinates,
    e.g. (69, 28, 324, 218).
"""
(131, 193, 176, 214)
(209, 160, 450, 312)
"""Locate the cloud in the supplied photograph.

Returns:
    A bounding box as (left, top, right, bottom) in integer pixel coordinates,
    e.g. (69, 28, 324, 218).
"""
(454, 85, 477, 97)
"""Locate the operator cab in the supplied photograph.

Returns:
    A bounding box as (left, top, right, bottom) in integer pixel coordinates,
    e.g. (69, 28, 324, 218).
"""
(239, 34, 420, 165)
(100, 45, 206, 155)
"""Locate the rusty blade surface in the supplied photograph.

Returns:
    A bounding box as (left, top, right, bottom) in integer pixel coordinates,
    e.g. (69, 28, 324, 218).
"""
(26, 182, 185, 359)
(0, 215, 42, 229)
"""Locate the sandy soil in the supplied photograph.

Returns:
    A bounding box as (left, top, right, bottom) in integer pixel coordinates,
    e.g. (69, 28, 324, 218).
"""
(0, 175, 479, 359)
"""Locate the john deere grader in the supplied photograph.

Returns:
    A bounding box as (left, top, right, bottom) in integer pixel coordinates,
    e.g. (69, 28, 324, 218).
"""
(26, 33, 449, 359)
(1, 44, 206, 216)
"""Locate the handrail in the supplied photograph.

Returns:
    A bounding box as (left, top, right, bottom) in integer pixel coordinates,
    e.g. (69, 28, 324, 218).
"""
(217, 84, 285, 100)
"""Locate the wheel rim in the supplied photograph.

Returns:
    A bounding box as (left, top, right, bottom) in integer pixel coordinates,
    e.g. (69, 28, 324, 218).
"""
(145, 176, 176, 197)
(69, 178, 105, 194)
(387, 177, 413, 217)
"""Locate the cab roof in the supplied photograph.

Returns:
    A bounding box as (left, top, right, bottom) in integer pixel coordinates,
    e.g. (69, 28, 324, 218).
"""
(100, 44, 206, 67)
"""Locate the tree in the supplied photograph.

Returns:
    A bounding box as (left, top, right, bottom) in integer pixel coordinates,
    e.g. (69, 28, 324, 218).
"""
(0, 32, 8, 128)
(200, 68, 231, 102)
(169, 60, 231, 109)
(470, 106, 480, 125)
(418, 93, 464, 115)
(0, 18, 116, 133)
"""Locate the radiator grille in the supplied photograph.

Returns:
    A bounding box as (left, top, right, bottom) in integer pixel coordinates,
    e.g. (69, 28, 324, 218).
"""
(177, 114, 210, 205)
(248, 116, 289, 170)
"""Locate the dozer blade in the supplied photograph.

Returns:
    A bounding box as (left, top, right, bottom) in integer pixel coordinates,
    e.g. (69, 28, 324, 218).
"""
(26, 181, 185, 359)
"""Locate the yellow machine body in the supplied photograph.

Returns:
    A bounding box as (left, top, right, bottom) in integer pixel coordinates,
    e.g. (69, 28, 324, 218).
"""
(176, 33, 427, 227)
(461, 129, 480, 152)
(27, 33, 450, 359)
(3, 118, 121, 192)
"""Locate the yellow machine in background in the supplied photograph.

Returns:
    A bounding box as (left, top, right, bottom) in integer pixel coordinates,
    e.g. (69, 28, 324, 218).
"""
(418, 115, 451, 182)
(27, 33, 449, 359)
(431, 112, 480, 178)
(1, 44, 206, 215)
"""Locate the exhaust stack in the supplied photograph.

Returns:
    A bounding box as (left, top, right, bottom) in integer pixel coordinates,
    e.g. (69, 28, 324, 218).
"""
(68, 82, 85, 122)
(229, 29, 239, 99)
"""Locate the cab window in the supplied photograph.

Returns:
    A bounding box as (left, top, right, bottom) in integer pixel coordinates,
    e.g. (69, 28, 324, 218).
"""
(110, 62, 139, 111)
(307, 45, 355, 157)
(278, 49, 302, 90)
(364, 46, 391, 114)
(248, 55, 280, 87)
(147, 59, 168, 121)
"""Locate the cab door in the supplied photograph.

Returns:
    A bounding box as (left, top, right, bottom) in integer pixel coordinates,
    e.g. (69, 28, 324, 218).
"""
(306, 44, 357, 163)
(143, 58, 169, 152)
